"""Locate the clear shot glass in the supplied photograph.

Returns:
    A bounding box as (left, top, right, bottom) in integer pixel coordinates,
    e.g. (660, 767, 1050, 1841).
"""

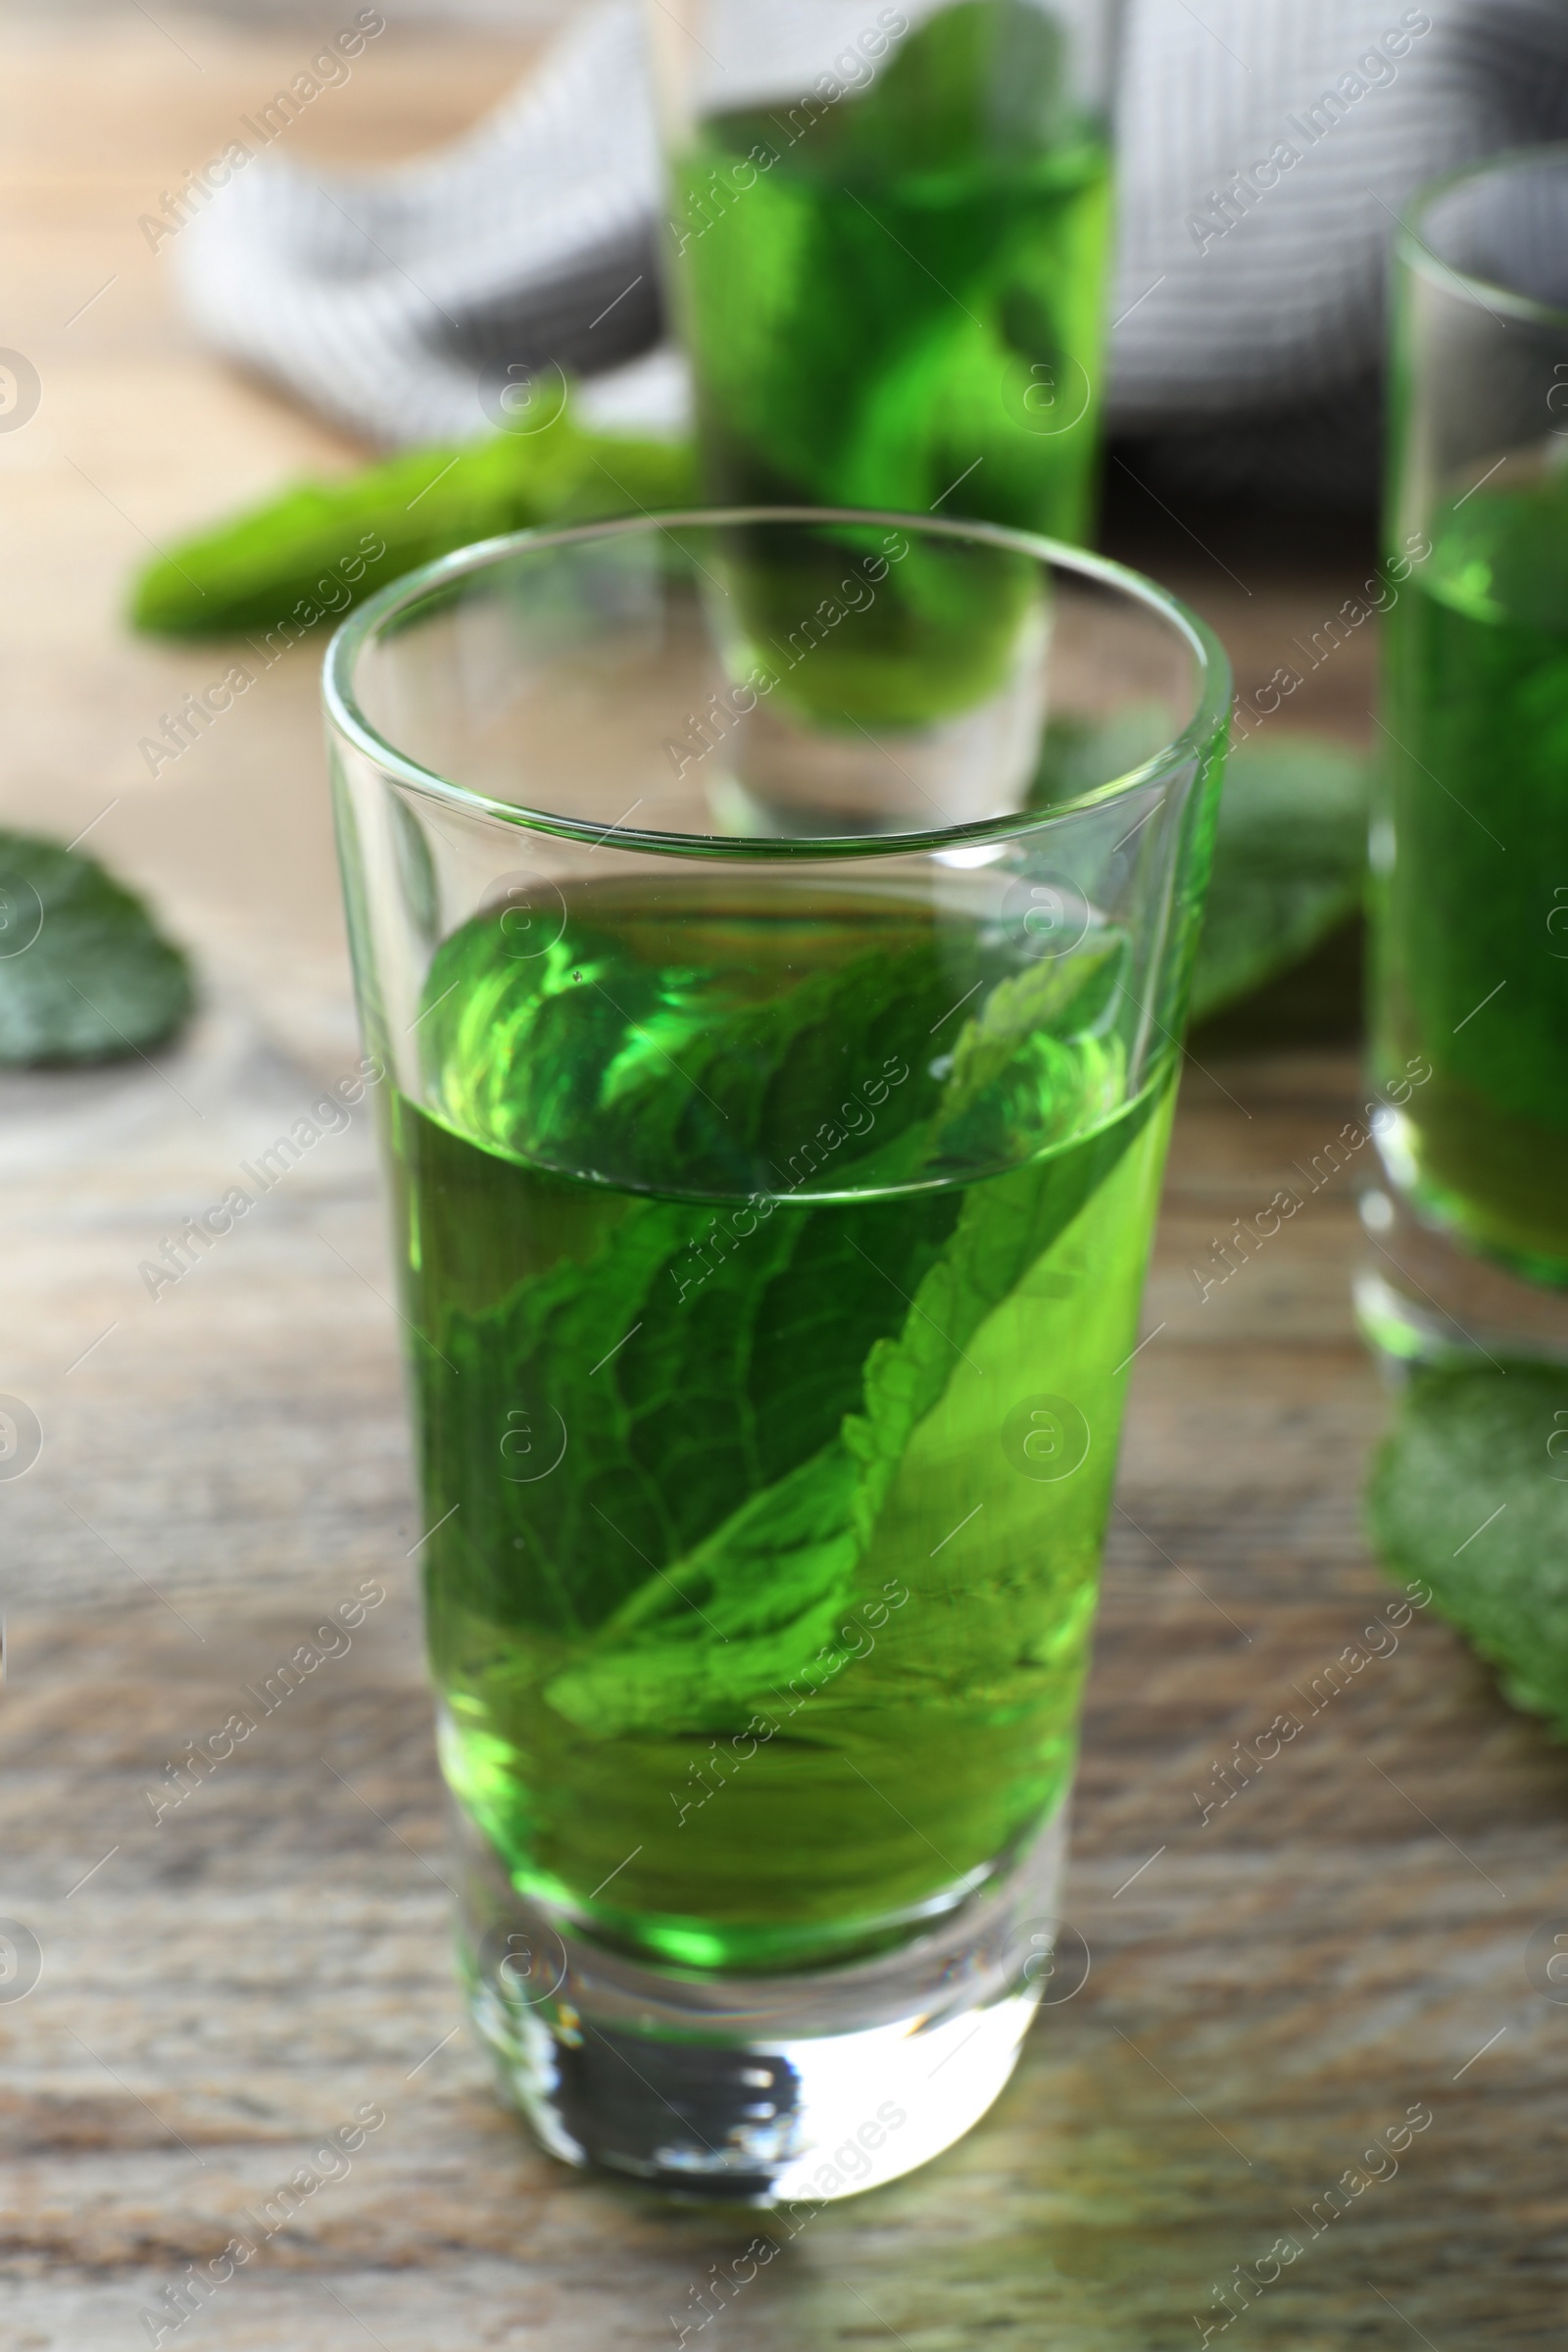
(1362, 149, 1568, 1367)
(646, 0, 1121, 541)
(323, 508, 1226, 2201)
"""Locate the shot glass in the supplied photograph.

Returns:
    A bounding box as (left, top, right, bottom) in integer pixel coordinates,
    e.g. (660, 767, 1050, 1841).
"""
(647, 0, 1120, 540)
(1361, 149, 1568, 1367)
(324, 508, 1226, 2200)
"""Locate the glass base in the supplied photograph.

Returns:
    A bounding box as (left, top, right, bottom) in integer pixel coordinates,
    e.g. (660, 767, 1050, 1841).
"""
(1356, 1181, 1568, 1372)
(451, 1797, 1071, 2205)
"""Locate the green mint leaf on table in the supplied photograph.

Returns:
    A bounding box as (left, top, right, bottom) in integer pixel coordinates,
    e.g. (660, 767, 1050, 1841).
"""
(0, 830, 193, 1065)
(1190, 733, 1368, 1023)
(1027, 721, 1367, 1028)
(1367, 1362, 1568, 1738)
(129, 411, 698, 638)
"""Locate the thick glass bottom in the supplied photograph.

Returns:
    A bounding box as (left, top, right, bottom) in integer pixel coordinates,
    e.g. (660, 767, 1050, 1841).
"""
(1372, 1102, 1568, 1289)
(452, 1794, 1070, 2204)
(1356, 1179, 1568, 1375)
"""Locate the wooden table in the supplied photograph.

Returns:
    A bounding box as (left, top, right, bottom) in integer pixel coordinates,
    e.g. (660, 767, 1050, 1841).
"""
(3, 14, 1564, 2347)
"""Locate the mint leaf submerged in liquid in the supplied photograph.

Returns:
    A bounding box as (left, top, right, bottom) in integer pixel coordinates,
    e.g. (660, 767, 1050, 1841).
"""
(0, 829, 193, 1065)
(409, 890, 1146, 1737)
(543, 1102, 1150, 1737)
(417, 888, 1125, 1200)
(682, 0, 1109, 581)
(716, 0, 1073, 183)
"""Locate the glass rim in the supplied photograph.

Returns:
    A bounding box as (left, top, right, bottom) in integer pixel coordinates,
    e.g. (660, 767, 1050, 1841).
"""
(322, 505, 1231, 862)
(1398, 142, 1568, 332)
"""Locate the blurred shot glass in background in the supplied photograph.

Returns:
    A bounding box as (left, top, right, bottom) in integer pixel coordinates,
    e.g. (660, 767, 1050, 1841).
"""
(1361, 149, 1568, 1367)
(324, 509, 1226, 2201)
(647, 0, 1119, 539)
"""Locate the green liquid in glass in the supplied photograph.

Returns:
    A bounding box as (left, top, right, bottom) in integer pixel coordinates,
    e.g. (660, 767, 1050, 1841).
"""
(390, 882, 1171, 1974)
(1375, 465, 1568, 1280)
(670, 0, 1111, 541)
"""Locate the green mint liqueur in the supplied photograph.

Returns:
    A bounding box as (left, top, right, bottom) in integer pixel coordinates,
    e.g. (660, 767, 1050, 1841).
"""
(389, 881, 1171, 1974)
(1375, 463, 1568, 1279)
(668, 0, 1111, 540)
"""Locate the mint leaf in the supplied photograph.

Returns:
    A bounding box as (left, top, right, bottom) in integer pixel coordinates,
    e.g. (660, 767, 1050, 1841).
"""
(0, 830, 193, 1065)
(764, 0, 1073, 175)
(418, 902, 952, 1200)
(412, 918, 968, 1635)
(852, 0, 1071, 165)
(922, 941, 1125, 1176)
(416, 889, 1129, 1208)
(412, 898, 1152, 1738)
(416, 1160, 963, 1643)
(543, 1088, 1153, 1737)
(1191, 734, 1368, 1023)
(682, 0, 1109, 663)
(129, 415, 698, 639)
(1027, 721, 1367, 1025)
(1367, 1362, 1568, 1737)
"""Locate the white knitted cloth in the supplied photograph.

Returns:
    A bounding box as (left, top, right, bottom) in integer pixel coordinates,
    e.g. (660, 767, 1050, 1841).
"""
(175, 0, 1568, 493)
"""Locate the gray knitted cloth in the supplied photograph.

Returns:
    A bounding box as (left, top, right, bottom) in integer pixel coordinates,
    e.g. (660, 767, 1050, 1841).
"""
(176, 0, 1568, 496)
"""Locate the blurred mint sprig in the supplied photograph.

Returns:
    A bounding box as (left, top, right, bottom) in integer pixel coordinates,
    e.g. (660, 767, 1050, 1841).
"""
(128, 410, 1370, 1027)
(1036, 721, 1368, 1029)
(1191, 734, 1366, 1025)
(130, 410, 697, 639)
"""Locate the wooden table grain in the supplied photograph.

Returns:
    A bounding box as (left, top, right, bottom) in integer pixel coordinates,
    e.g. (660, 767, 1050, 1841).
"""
(2, 15, 1565, 2349)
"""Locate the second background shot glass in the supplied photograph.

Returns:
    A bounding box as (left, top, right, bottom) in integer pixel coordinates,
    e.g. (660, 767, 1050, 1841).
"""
(648, 0, 1119, 538)
(1362, 148, 1568, 1364)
